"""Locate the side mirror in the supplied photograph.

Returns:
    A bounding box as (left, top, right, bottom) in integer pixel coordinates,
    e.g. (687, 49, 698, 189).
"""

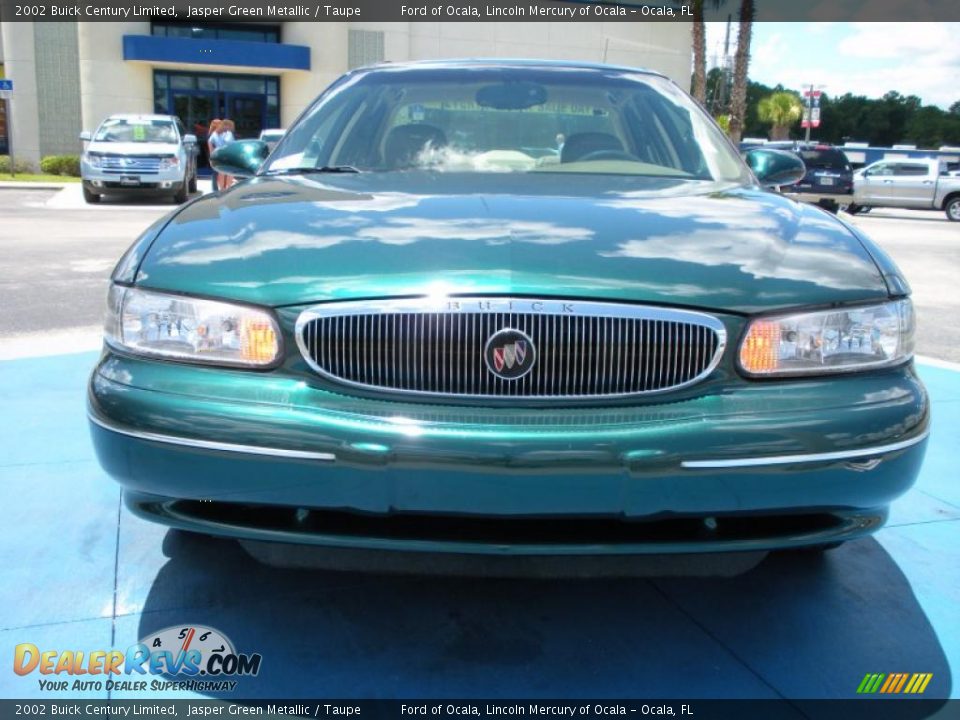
(745, 148, 807, 188)
(210, 140, 269, 179)
(182, 134, 197, 145)
(79, 131, 92, 142)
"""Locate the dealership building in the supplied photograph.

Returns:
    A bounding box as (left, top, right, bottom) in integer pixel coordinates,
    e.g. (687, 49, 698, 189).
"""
(0, 19, 692, 169)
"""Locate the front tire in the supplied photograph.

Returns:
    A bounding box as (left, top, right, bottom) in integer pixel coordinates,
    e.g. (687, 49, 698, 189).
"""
(82, 186, 101, 204)
(946, 197, 960, 222)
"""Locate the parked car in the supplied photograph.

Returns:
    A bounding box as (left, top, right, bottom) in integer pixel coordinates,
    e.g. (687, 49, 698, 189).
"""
(79, 114, 198, 204)
(850, 158, 960, 220)
(761, 142, 854, 213)
(258, 128, 286, 152)
(89, 60, 928, 573)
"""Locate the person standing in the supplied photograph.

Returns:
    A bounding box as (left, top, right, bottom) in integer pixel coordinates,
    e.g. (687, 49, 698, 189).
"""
(217, 119, 237, 191)
(207, 118, 222, 193)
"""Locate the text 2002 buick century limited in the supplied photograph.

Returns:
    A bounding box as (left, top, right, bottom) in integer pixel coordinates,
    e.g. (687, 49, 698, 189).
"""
(88, 61, 929, 572)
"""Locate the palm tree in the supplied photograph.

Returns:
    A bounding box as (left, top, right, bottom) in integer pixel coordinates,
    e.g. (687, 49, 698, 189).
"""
(727, 0, 754, 144)
(690, 0, 726, 104)
(758, 92, 803, 140)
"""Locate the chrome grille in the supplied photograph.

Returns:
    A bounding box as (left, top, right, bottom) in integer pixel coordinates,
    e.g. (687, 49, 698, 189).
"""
(296, 298, 726, 399)
(98, 155, 164, 175)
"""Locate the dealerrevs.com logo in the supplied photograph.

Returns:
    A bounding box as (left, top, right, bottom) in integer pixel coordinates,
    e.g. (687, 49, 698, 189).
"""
(14, 625, 261, 693)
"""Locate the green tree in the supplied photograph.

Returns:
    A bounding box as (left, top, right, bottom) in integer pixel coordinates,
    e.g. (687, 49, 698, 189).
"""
(690, 0, 726, 104)
(757, 91, 803, 140)
(727, 0, 755, 144)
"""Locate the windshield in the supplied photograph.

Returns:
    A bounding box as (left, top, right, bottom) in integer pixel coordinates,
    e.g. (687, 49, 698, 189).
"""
(95, 118, 178, 144)
(264, 65, 749, 182)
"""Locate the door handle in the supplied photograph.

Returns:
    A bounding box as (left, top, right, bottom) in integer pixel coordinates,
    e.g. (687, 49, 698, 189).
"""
(882, 180, 893, 183)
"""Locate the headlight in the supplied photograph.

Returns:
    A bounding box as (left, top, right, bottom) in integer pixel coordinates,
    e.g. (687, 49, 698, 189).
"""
(739, 299, 914, 376)
(158, 155, 180, 170)
(85, 154, 102, 168)
(104, 286, 281, 368)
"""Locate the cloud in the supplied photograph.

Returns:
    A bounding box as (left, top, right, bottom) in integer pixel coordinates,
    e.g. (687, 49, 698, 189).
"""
(746, 22, 960, 109)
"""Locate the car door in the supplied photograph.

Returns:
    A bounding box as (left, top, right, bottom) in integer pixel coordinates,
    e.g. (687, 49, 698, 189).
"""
(856, 162, 895, 204)
(889, 162, 935, 207)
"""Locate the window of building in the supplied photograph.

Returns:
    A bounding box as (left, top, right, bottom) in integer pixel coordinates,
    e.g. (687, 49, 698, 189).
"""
(151, 22, 280, 44)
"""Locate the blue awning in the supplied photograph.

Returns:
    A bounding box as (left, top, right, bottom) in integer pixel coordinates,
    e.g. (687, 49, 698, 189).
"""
(123, 35, 310, 72)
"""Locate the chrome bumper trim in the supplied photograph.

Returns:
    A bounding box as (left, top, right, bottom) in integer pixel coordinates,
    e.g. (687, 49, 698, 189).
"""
(88, 413, 337, 463)
(681, 430, 929, 469)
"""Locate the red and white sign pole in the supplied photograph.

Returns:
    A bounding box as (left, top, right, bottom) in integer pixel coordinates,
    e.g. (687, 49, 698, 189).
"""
(802, 85, 823, 142)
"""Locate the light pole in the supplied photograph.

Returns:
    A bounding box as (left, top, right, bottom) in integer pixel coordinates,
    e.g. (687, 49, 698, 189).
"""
(802, 84, 826, 143)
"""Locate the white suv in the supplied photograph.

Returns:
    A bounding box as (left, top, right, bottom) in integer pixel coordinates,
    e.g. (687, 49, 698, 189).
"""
(80, 114, 198, 204)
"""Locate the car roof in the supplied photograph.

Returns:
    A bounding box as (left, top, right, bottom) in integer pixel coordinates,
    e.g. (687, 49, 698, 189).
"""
(350, 57, 668, 80)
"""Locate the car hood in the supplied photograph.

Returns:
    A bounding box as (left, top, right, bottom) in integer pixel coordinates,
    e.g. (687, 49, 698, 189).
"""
(135, 173, 889, 314)
(87, 141, 179, 155)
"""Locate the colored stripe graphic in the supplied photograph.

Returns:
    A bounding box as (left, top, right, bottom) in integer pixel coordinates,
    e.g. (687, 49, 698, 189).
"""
(857, 673, 932, 694)
(857, 673, 886, 694)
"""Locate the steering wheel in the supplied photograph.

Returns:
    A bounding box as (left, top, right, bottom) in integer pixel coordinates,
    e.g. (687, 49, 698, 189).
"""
(574, 149, 638, 163)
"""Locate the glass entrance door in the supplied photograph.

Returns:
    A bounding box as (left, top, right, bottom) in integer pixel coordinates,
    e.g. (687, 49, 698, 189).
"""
(171, 90, 217, 171)
(225, 94, 266, 140)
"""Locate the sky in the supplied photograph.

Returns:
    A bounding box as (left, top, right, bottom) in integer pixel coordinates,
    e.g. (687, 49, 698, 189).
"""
(705, 22, 960, 110)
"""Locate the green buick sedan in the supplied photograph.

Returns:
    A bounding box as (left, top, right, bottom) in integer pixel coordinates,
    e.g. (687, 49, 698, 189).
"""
(88, 60, 929, 572)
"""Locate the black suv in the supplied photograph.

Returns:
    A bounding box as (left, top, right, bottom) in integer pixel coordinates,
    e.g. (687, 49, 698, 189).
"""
(748, 142, 854, 213)
(741, 140, 853, 212)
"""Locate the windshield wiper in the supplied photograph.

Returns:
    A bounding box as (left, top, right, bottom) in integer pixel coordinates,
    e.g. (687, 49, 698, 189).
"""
(265, 165, 361, 176)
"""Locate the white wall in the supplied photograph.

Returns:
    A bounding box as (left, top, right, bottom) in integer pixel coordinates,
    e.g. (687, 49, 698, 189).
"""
(76, 22, 153, 133)
(0, 21, 40, 166)
(3, 20, 692, 158)
(280, 21, 692, 125)
(353, 21, 692, 86)
(279, 24, 348, 128)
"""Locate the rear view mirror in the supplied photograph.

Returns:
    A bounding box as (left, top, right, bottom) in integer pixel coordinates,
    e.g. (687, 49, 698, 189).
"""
(183, 134, 197, 145)
(79, 131, 92, 142)
(745, 148, 806, 188)
(210, 140, 270, 178)
(476, 82, 548, 110)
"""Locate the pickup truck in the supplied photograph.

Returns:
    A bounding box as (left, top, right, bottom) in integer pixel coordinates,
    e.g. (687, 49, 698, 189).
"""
(849, 158, 960, 221)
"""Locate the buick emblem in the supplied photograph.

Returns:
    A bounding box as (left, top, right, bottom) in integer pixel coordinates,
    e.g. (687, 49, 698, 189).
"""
(484, 328, 536, 380)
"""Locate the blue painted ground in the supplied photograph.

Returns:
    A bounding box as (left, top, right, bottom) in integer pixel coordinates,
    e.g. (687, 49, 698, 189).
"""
(0, 352, 957, 701)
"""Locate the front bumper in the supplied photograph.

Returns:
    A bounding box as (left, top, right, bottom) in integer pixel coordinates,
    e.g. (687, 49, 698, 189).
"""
(88, 352, 929, 556)
(82, 161, 185, 195)
(782, 189, 853, 205)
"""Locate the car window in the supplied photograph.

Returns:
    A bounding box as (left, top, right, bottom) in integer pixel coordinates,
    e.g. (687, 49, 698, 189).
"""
(95, 118, 178, 144)
(894, 163, 929, 176)
(868, 164, 895, 177)
(797, 149, 850, 171)
(266, 67, 748, 182)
